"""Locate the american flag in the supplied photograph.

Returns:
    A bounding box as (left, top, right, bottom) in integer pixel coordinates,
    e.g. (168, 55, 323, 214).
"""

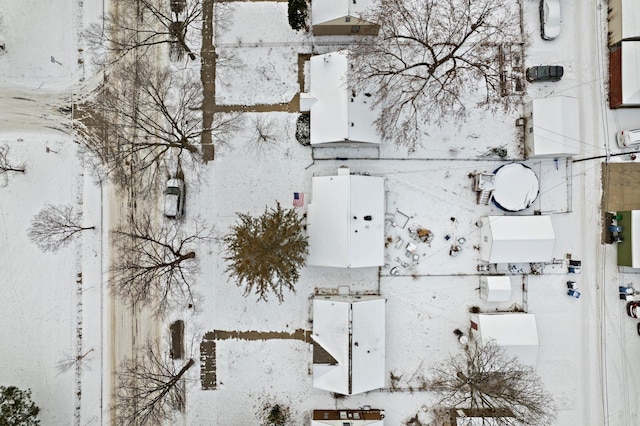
(293, 192, 304, 207)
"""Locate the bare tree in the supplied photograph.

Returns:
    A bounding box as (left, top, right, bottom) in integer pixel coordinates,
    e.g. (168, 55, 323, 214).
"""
(246, 115, 278, 156)
(350, 0, 523, 149)
(75, 63, 241, 190)
(86, 0, 202, 66)
(111, 212, 212, 314)
(0, 144, 25, 184)
(427, 338, 556, 426)
(224, 203, 308, 302)
(27, 204, 94, 252)
(114, 340, 195, 426)
(56, 348, 94, 373)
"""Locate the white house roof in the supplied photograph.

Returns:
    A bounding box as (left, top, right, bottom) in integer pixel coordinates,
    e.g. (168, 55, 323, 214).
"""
(480, 215, 555, 264)
(622, 41, 640, 105)
(312, 0, 375, 26)
(301, 51, 380, 145)
(472, 313, 539, 366)
(620, 0, 640, 41)
(312, 297, 386, 395)
(528, 97, 580, 157)
(307, 168, 385, 268)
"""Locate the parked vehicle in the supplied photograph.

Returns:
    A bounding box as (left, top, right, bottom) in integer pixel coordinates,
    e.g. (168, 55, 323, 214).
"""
(164, 178, 185, 219)
(526, 65, 564, 82)
(616, 128, 640, 148)
(626, 301, 640, 318)
(540, 0, 560, 40)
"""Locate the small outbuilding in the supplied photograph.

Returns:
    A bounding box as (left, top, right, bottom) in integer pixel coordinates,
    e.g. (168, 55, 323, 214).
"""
(300, 51, 380, 147)
(523, 97, 580, 158)
(311, 0, 379, 36)
(480, 276, 512, 302)
(479, 215, 555, 264)
(616, 210, 640, 268)
(470, 313, 539, 367)
(307, 167, 385, 268)
(312, 296, 386, 395)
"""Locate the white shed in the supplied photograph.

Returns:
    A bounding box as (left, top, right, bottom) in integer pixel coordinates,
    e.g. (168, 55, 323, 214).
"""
(480, 276, 512, 302)
(307, 168, 385, 268)
(479, 215, 555, 264)
(312, 296, 386, 395)
(300, 51, 380, 146)
(523, 97, 580, 158)
(470, 313, 539, 367)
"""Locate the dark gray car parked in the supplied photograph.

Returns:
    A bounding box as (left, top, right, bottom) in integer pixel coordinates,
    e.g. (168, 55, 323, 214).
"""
(526, 65, 564, 82)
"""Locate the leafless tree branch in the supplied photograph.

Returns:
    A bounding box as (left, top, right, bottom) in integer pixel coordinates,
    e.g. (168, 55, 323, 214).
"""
(111, 212, 212, 314)
(426, 337, 556, 426)
(113, 339, 195, 426)
(27, 204, 94, 252)
(350, 0, 524, 149)
(86, 0, 202, 67)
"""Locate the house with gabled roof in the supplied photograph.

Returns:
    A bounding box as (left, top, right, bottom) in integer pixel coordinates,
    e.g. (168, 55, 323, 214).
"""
(300, 51, 381, 147)
(311, 0, 379, 36)
(312, 295, 386, 395)
(307, 167, 385, 268)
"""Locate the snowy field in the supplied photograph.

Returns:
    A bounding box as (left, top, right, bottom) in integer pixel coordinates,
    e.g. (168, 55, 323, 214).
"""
(1, 0, 640, 425)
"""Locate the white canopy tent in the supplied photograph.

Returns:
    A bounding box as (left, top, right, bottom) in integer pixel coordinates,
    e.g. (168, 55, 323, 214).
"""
(300, 51, 380, 146)
(523, 97, 580, 158)
(479, 215, 555, 264)
(480, 276, 512, 302)
(312, 296, 386, 395)
(307, 167, 385, 268)
(470, 313, 539, 367)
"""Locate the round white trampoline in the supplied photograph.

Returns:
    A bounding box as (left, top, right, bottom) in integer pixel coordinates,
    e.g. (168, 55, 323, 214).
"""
(492, 163, 539, 212)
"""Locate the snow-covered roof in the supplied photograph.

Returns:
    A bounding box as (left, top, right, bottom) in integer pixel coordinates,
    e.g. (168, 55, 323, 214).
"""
(312, 296, 386, 395)
(492, 163, 539, 212)
(301, 51, 380, 145)
(307, 168, 385, 268)
(311, 0, 375, 26)
(525, 97, 580, 157)
(480, 276, 512, 302)
(621, 41, 640, 105)
(472, 313, 539, 366)
(608, 0, 640, 45)
(480, 216, 555, 264)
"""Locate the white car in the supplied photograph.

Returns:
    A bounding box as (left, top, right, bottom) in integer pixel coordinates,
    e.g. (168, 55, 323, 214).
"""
(540, 0, 560, 40)
(617, 128, 640, 148)
(164, 178, 185, 219)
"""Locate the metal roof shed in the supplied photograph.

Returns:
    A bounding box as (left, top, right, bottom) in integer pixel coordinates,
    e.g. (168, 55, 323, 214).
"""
(470, 313, 539, 367)
(479, 215, 555, 264)
(523, 97, 580, 158)
(480, 276, 512, 302)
